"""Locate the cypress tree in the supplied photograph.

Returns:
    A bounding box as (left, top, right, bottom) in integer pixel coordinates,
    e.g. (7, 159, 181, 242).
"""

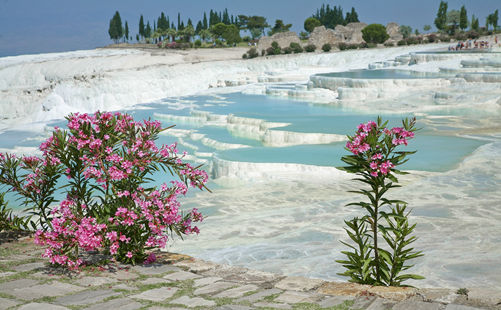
(434, 1, 448, 31)
(459, 6, 467, 31)
(139, 15, 145, 38)
(177, 13, 181, 30)
(145, 21, 152, 38)
(196, 21, 203, 34)
(187, 18, 193, 28)
(203, 12, 208, 29)
(223, 8, 230, 24)
(108, 11, 123, 43)
(124, 21, 129, 42)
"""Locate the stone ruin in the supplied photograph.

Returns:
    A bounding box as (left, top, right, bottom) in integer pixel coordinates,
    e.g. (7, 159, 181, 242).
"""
(386, 22, 403, 42)
(307, 23, 368, 47)
(257, 22, 401, 51)
(257, 31, 301, 51)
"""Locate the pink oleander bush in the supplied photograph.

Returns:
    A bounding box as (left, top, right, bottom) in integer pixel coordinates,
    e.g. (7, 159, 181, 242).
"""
(336, 117, 424, 286)
(0, 112, 208, 269)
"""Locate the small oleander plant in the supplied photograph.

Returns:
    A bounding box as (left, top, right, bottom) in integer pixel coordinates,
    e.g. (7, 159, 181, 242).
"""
(336, 117, 424, 286)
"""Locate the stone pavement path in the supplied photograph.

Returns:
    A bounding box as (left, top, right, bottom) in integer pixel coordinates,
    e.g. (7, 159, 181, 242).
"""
(0, 238, 500, 310)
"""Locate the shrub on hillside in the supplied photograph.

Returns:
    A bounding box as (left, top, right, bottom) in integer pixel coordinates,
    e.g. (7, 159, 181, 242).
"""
(194, 39, 202, 48)
(261, 49, 266, 56)
(384, 42, 394, 47)
(359, 42, 369, 48)
(247, 47, 259, 58)
(367, 43, 377, 48)
(266, 41, 282, 56)
(427, 34, 437, 43)
(362, 24, 390, 44)
(466, 31, 479, 39)
(305, 44, 316, 52)
(397, 40, 407, 46)
(438, 34, 450, 42)
(322, 43, 332, 52)
(290, 42, 303, 53)
(406, 37, 419, 45)
(282, 46, 293, 54)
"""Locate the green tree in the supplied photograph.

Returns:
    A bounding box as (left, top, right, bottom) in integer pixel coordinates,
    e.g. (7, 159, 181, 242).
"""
(198, 29, 211, 42)
(434, 1, 448, 31)
(270, 19, 292, 35)
(166, 28, 177, 42)
(139, 15, 145, 38)
(312, 4, 345, 28)
(210, 22, 227, 40)
(362, 24, 389, 44)
(345, 7, 359, 23)
(196, 21, 203, 34)
(222, 8, 230, 24)
(238, 15, 269, 37)
(222, 24, 241, 45)
(459, 6, 468, 31)
(471, 15, 479, 31)
(304, 17, 322, 33)
(108, 11, 123, 43)
(493, 10, 499, 30)
(124, 21, 129, 42)
(399, 25, 412, 39)
(145, 21, 152, 39)
(203, 12, 208, 29)
(446, 10, 460, 34)
(181, 25, 195, 42)
(423, 25, 431, 32)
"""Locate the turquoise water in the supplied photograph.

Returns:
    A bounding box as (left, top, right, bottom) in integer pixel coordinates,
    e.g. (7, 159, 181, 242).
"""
(315, 69, 449, 79)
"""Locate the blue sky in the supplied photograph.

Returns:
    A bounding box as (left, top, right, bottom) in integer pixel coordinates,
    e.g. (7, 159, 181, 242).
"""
(0, 0, 499, 57)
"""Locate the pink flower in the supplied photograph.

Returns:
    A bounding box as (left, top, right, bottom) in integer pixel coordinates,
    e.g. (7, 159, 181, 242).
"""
(126, 251, 133, 258)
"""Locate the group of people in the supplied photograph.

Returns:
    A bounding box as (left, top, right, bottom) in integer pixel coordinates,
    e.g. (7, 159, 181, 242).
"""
(448, 39, 492, 51)
(448, 36, 499, 51)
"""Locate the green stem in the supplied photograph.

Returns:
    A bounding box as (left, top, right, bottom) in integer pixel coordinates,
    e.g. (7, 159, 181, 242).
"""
(373, 184, 380, 284)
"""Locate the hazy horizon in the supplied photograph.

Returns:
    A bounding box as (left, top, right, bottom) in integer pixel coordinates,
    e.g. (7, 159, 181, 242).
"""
(0, 0, 499, 57)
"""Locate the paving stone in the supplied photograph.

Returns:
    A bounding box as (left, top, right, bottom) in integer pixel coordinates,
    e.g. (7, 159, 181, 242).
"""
(467, 288, 501, 306)
(193, 276, 223, 287)
(139, 277, 172, 285)
(0, 272, 15, 278)
(12, 262, 46, 272)
(11, 281, 85, 300)
(0, 297, 20, 310)
(74, 276, 118, 287)
(107, 269, 139, 280)
(203, 264, 282, 285)
(132, 264, 181, 275)
(112, 283, 136, 291)
(368, 286, 417, 301)
(253, 301, 292, 309)
(55, 289, 120, 306)
(444, 305, 483, 310)
(174, 259, 219, 273)
(319, 295, 355, 308)
(275, 276, 325, 292)
(0, 278, 39, 293)
(217, 305, 254, 310)
(130, 287, 178, 302)
(274, 291, 320, 304)
(214, 284, 260, 298)
(194, 281, 236, 295)
(318, 281, 372, 296)
(163, 270, 202, 281)
(237, 288, 282, 302)
(147, 307, 186, 310)
(84, 297, 143, 310)
(351, 296, 377, 309)
(366, 297, 397, 310)
(18, 303, 69, 310)
(419, 288, 457, 303)
(392, 300, 443, 310)
(170, 295, 216, 308)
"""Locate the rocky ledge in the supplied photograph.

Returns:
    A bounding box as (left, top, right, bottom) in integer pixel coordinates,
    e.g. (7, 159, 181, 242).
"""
(0, 238, 499, 310)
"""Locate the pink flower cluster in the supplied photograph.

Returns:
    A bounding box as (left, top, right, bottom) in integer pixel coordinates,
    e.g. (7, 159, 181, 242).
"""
(30, 111, 208, 268)
(346, 120, 415, 178)
(34, 199, 106, 269)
